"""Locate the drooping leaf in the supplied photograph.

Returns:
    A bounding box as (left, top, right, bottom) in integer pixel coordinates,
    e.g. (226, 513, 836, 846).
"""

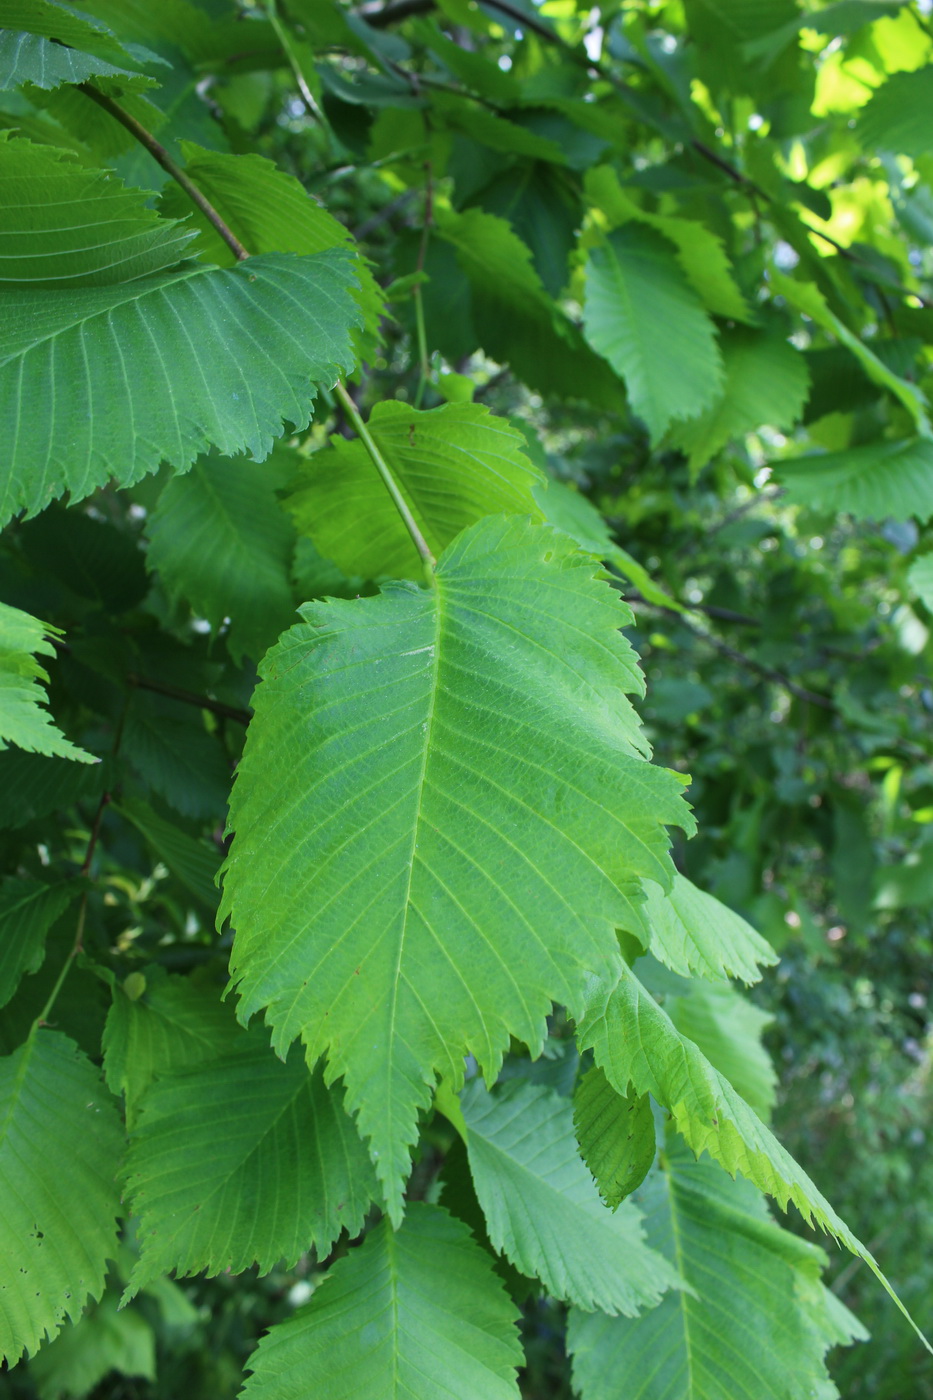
(668, 325, 811, 474)
(531, 477, 684, 612)
(0, 601, 95, 761)
(123, 701, 231, 819)
(459, 1078, 679, 1313)
(435, 206, 628, 413)
(221, 515, 693, 1219)
(0, 749, 103, 830)
(240, 1204, 523, 1400)
(641, 872, 778, 985)
(0, 140, 361, 524)
(116, 798, 220, 910)
(568, 1139, 867, 1400)
(124, 1030, 378, 1294)
(583, 227, 724, 444)
(146, 455, 297, 663)
(585, 167, 753, 323)
(0, 1030, 122, 1364)
(286, 401, 544, 580)
(776, 438, 933, 521)
(102, 968, 238, 1126)
(573, 1067, 656, 1210)
(577, 961, 918, 1331)
(0, 877, 75, 1008)
(665, 979, 777, 1120)
(158, 142, 383, 360)
(857, 68, 933, 160)
(27, 1295, 155, 1400)
(773, 273, 931, 434)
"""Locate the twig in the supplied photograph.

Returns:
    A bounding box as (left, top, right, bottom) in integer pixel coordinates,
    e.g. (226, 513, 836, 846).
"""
(126, 673, 252, 725)
(77, 85, 250, 262)
(333, 382, 437, 582)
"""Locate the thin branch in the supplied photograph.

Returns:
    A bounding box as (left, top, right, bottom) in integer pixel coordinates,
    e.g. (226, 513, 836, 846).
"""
(333, 381, 437, 582)
(78, 85, 251, 262)
(126, 673, 252, 725)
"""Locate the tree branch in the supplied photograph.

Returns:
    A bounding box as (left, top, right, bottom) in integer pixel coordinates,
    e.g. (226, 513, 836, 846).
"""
(78, 85, 251, 262)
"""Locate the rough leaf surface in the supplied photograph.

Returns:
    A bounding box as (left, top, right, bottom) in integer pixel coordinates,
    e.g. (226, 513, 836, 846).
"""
(240, 1204, 522, 1400)
(0, 1031, 122, 1364)
(461, 1078, 677, 1313)
(573, 1067, 656, 1209)
(221, 515, 693, 1218)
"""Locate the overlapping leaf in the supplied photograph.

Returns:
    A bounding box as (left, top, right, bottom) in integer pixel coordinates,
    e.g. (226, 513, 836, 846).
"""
(573, 1068, 656, 1210)
(435, 206, 628, 413)
(0, 601, 95, 761)
(102, 969, 238, 1125)
(857, 68, 933, 160)
(641, 872, 777, 985)
(568, 1141, 867, 1400)
(669, 325, 811, 474)
(240, 1204, 522, 1400)
(124, 1031, 378, 1293)
(146, 455, 297, 662)
(221, 515, 693, 1218)
(0, 877, 74, 1007)
(666, 980, 777, 1120)
(0, 30, 141, 92)
(286, 401, 543, 580)
(583, 227, 724, 443)
(577, 961, 920, 1331)
(0, 1030, 122, 1364)
(0, 140, 360, 524)
(776, 438, 933, 521)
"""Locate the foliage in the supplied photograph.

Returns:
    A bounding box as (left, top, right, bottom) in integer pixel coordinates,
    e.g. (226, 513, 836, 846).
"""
(0, 1, 931, 1398)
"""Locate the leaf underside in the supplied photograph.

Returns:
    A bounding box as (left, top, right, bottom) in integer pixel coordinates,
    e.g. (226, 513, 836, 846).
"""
(221, 515, 693, 1219)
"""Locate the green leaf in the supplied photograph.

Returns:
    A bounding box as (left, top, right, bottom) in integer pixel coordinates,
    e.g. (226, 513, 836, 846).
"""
(583, 227, 724, 444)
(532, 478, 685, 612)
(567, 1139, 867, 1400)
(435, 206, 628, 413)
(858, 68, 933, 160)
(908, 552, 933, 609)
(221, 516, 693, 1219)
(286, 401, 544, 580)
(0, 141, 361, 523)
(28, 1295, 155, 1400)
(577, 961, 922, 1336)
(641, 872, 778, 985)
(459, 1078, 679, 1313)
(240, 1204, 523, 1400)
(123, 701, 231, 819)
(0, 138, 193, 287)
(0, 30, 142, 92)
(0, 1030, 122, 1364)
(0, 601, 96, 762)
(0, 0, 144, 69)
(666, 980, 777, 1120)
(0, 750, 102, 830)
(158, 142, 383, 361)
(146, 455, 297, 663)
(124, 1030, 378, 1294)
(776, 438, 933, 521)
(573, 1068, 656, 1210)
(585, 167, 753, 323)
(668, 325, 811, 474)
(116, 798, 220, 910)
(0, 877, 74, 1008)
(773, 273, 931, 434)
(102, 968, 238, 1127)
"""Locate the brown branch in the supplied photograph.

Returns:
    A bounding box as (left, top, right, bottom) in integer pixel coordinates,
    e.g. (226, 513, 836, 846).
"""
(126, 673, 252, 726)
(78, 85, 251, 262)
